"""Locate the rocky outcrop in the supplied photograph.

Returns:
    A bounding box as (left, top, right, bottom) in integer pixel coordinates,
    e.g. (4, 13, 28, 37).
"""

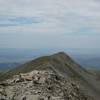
(0, 70, 94, 100)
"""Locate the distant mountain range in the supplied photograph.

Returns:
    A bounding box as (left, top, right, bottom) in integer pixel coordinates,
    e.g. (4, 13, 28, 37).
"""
(0, 62, 20, 71)
(72, 54, 100, 69)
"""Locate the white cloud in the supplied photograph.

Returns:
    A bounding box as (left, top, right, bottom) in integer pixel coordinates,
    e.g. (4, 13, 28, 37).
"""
(0, 0, 100, 49)
(0, 0, 100, 32)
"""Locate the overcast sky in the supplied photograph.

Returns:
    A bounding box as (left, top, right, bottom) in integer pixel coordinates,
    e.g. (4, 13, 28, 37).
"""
(0, 0, 100, 53)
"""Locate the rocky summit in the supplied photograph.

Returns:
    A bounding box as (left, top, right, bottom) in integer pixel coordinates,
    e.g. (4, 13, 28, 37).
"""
(0, 70, 93, 100)
(0, 52, 100, 100)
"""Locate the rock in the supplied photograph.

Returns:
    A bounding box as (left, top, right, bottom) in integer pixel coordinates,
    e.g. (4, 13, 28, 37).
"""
(21, 96, 26, 100)
(21, 95, 39, 100)
(0, 83, 9, 87)
(0, 70, 94, 100)
(0, 98, 7, 100)
(0, 89, 6, 97)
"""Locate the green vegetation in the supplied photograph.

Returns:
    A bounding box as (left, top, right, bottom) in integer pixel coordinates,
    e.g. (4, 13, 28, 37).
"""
(0, 56, 51, 81)
(0, 52, 91, 82)
(0, 71, 4, 80)
(0, 71, 3, 75)
(88, 69, 100, 81)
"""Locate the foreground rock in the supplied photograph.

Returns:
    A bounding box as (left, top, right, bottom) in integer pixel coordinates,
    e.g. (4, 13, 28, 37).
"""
(0, 70, 94, 100)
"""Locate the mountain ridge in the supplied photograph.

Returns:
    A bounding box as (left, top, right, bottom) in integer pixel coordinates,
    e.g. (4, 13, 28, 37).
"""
(0, 52, 100, 100)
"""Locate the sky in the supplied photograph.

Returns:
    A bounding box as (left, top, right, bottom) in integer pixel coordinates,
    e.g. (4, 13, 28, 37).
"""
(0, 0, 100, 53)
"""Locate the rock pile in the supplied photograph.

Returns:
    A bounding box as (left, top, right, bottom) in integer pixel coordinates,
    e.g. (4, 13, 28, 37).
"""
(0, 70, 94, 100)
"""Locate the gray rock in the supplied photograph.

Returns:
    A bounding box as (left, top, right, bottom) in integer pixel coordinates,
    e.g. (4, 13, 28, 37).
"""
(0, 70, 94, 100)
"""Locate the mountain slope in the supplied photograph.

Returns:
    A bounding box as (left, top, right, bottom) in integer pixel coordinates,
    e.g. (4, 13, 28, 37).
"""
(0, 52, 87, 79)
(0, 52, 100, 100)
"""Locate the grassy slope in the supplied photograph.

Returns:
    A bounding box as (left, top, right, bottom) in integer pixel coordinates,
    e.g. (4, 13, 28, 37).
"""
(0, 52, 86, 81)
(88, 70, 100, 81)
(0, 56, 51, 81)
(0, 71, 4, 79)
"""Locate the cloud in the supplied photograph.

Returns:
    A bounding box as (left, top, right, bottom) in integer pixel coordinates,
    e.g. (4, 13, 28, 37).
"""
(0, 0, 100, 50)
(0, 17, 43, 27)
(0, 0, 100, 33)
